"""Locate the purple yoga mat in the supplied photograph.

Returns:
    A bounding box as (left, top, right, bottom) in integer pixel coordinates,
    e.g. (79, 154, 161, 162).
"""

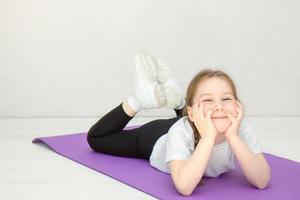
(32, 129, 300, 200)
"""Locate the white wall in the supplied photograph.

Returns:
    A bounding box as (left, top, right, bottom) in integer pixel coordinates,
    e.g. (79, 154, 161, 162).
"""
(1, 0, 300, 118)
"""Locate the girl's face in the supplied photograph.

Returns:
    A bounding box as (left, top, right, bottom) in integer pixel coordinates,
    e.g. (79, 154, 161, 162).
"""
(193, 77, 237, 133)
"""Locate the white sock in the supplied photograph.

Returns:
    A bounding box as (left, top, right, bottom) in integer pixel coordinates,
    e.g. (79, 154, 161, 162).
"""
(127, 95, 141, 112)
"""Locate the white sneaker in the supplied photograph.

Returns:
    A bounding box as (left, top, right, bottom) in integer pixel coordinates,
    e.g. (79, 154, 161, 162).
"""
(153, 57, 185, 109)
(131, 52, 166, 110)
(135, 52, 159, 82)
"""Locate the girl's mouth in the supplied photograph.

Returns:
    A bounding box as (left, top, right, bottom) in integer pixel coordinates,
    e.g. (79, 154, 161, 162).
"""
(212, 116, 228, 119)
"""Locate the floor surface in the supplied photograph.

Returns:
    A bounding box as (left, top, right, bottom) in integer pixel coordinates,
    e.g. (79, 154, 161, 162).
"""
(1, 116, 300, 200)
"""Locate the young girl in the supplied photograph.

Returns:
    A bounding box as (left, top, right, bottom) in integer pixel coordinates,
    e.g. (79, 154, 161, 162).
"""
(87, 52, 271, 196)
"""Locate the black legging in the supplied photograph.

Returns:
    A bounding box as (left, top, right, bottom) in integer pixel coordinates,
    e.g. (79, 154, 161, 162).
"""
(87, 103, 182, 159)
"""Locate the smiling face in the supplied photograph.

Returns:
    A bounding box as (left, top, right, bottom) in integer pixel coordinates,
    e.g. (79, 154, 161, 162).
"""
(193, 77, 237, 133)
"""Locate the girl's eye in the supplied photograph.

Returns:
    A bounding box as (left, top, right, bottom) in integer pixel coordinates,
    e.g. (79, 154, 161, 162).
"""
(223, 98, 232, 101)
(203, 99, 213, 102)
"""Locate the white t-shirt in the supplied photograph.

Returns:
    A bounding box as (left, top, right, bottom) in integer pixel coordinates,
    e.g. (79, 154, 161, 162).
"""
(149, 116, 262, 177)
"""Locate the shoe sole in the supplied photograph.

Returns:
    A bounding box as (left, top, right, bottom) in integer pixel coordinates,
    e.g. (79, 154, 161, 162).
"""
(135, 52, 158, 82)
(153, 57, 171, 83)
(153, 83, 167, 107)
(154, 57, 183, 109)
(135, 52, 166, 107)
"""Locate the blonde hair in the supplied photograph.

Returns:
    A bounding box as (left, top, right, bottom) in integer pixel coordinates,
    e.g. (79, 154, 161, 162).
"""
(182, 69, 239, 147)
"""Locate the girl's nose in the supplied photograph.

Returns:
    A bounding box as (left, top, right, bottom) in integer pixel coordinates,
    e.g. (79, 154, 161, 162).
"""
(215, 102, 224, 111)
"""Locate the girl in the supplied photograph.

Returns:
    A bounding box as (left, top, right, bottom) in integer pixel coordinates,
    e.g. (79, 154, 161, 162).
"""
(87, 52, 271, 196)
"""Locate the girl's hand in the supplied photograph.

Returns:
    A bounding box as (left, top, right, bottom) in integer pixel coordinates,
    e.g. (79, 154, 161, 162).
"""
(188, 102, 218, 139)
(224, 100, 244, 139)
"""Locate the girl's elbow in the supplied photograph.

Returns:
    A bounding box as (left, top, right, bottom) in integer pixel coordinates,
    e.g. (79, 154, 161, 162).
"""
(256, 181, 269, 190)
(176, 182, 197, 196)
(177, 186, 193, 196)
(252, 161, 271, 190)
(256, 171, 271, 190)
(181, 191, 193, 196)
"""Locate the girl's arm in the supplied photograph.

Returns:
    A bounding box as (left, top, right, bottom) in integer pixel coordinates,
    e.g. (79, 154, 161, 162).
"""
(169, 103, 217, 196)
(226, 135, 271, 189)
(169, 135, 215, 196)
(224, 101, 271, 189)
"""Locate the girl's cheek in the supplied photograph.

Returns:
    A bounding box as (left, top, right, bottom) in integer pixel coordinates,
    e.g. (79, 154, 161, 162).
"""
(203, 104, 208, 115)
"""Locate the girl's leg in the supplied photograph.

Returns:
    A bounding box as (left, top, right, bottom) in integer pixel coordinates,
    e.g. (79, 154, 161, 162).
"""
(87, 103, 182, 159)
(87, 52, 185, 159)
(87, 103, 138, 157)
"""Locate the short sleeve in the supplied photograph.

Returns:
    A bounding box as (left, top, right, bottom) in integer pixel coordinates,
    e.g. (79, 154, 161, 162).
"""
(165, 121, 193, 164)
(239, 122, 263, 154)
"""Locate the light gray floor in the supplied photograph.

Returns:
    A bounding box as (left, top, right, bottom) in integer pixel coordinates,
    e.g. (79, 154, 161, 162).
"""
(1, 117, 300, 200)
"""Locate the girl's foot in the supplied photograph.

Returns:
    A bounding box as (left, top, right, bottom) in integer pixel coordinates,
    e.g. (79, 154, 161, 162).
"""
(127, 52, 166, 112)
(154, 57, 185, 109)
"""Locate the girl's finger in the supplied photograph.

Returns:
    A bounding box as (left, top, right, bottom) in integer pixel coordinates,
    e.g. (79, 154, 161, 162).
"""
(236, 101, 244, 112)
(235, 103, 243, 121)
(205, 109, 213, 119)
(225, 110, 235, 122)
(236, 108, 243, 121)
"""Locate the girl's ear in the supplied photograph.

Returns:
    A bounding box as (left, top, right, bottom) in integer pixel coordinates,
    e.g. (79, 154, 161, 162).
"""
(187, 106, 194, 122)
